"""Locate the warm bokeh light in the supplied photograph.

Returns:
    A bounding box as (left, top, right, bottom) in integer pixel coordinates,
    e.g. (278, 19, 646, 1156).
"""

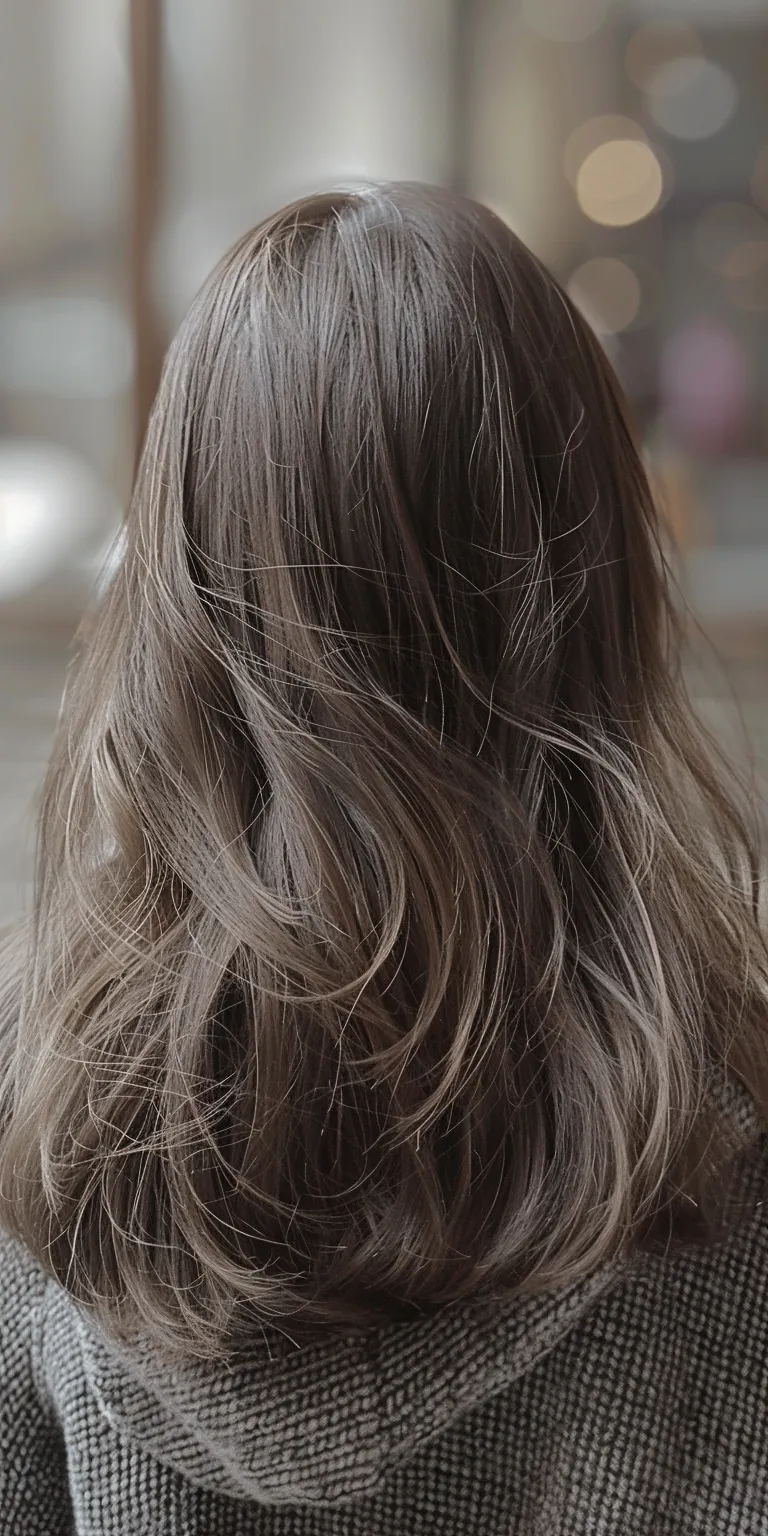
(693, 202, 768, 275)
(576, 139, 664, 227)
(563, 115, 648, 188)
(644, 57, 738, 143)
(750, 143, 768, 213)
(521, 0, 610, 44)
(725, 253, 768, 312)
(567, 257, 642, 335)
(721, 241, 768, 279)
(624, 22, 703, 90)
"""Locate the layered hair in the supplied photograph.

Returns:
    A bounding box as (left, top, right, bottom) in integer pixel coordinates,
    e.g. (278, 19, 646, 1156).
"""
(1, 182, 767, 1362)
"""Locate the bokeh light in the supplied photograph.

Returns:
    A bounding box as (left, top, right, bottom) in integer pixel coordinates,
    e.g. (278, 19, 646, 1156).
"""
(563, 115, 647, 188)
(644, 57, 738, 142)
(576, 139, 664, 227)
(567, 257, 642, 335)
(625, 22, 703, 89)
(721, 242, 768, 280)
(521, 0, 611, 44)
(660, 320, 750, 456)
(725, 251, 768, 312)
(693, 202, 768, 275)
(0, 442, 109, 601)
(750, 143, 768, 214)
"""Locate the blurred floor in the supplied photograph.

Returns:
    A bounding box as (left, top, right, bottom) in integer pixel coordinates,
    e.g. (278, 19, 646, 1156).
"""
(1, 624, 767, 935)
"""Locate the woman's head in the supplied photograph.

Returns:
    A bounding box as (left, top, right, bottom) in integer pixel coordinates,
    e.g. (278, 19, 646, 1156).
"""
(1, 182, 766, 1361)
(143, 181, 663, 741)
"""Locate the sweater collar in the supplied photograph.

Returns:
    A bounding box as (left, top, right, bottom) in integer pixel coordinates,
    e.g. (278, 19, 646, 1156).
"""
(68, 1071, 761, 1508)
(71, 1260, 625, 1507)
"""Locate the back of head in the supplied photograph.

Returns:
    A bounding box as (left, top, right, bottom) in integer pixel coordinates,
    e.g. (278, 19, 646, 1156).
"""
(1, 182, 766, 1361)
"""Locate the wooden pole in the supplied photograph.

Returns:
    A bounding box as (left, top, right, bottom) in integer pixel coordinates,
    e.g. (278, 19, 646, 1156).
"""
(129, 0, 164, 473)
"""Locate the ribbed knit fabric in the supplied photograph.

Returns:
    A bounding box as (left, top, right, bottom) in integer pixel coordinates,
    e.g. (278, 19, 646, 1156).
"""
(2, 1078, 768, 1534)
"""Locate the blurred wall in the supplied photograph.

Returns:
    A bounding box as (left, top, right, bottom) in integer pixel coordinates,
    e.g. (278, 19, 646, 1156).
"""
(156, 0, 461, 328)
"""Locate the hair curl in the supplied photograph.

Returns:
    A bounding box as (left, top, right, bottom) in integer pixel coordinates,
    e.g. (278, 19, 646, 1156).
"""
(1, 182, 767, 1362)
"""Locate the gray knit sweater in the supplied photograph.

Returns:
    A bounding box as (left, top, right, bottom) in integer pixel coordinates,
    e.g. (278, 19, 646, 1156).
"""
(2, 1078, 768, 1535)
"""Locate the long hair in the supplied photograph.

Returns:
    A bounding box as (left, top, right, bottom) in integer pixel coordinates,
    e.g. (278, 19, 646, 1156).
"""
(1, 182, 767, 1362)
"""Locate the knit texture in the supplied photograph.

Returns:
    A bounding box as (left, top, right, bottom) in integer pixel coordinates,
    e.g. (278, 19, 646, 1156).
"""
(2, 1076, 768, 1535)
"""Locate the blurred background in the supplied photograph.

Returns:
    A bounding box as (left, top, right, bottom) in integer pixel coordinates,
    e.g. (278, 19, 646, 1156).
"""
(1, 0, 768, 926)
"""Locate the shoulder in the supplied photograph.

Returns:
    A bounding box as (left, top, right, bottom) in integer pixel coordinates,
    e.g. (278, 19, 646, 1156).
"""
(0, 1228, 52, 1381)
(0, 1232, 74, 1528)
(0, 1228, 49, 1315)
(577, 1129, 768, 1379)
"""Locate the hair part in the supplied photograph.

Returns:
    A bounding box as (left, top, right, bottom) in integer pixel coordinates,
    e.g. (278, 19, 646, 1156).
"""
(1, 181, 767, 1362)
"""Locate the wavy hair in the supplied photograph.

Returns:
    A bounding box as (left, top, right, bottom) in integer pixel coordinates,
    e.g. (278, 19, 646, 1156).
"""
(1, 182, 767, 1362)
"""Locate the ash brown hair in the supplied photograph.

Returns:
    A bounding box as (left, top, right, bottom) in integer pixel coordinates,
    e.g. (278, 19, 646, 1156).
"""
(1, 182, 767, 1362)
